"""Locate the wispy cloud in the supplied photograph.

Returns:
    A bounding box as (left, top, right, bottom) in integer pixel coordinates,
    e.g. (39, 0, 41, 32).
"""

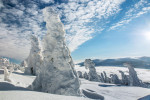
(0, 0, 4, 9)
(0, 0, 46, 60)
(56, 0, 125, 51)
(110, 0, 150, 30)
(0, 0, 126, 60)
(41, 0, 54, 3)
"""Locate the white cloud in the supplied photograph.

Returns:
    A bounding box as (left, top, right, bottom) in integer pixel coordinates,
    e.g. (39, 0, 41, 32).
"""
(56, 0, 125, 52)
(0, 0, 126, 60)
(0, 0, 4, 9)
(110, 0, 150, 30)
(0, 1, 46, 60)
(41, 0, 54, 3)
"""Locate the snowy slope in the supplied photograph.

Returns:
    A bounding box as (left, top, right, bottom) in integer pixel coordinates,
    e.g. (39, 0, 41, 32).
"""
(0, 70, 89, 100)
(80, 79, 150, 100)
(0, 70, 35, 88)
(0, 91, 89, 100)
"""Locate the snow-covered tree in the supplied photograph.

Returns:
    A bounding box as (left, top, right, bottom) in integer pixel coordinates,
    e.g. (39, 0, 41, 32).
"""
(20, 60, 27, 68)
(124, 63, 142, 86)
(119, 70, 129, 85)
(103, 71, 110, 83)
(30, 7, 80, 96)
(24, 35, 42, 75)
(77, 71, 83, 78)
(4, 66, 12, 82)
(110, 74, 120, 84)
(84, 59, 100, 82)
(83, 72, 89, 80)
(0, 58, 9, 68)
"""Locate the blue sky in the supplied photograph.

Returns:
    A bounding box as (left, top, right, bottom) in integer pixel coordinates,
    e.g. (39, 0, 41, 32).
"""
(0, 0, 150, 63)
(72, 12, 150, 62)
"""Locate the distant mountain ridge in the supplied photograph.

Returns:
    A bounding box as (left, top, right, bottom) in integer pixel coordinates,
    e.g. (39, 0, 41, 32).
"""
(77, 56, 150, 69)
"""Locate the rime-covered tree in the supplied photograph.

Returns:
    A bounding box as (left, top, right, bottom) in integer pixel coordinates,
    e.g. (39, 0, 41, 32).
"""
(24, 35, 42, 75)
(30, 7, 80, 96)
(4, 66, 12, 82)
(83, 72, 89, 80)
(124, 63, 142, 86)
(77, 71, 83, 78)
(110, 74, 120, 84)
(84, 59, 100, 82)
(119, 70, 129, 85)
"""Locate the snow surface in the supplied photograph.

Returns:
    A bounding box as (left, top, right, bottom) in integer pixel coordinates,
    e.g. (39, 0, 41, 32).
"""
(0, 90, 88, 100)
(0, 70, 88, 100)
(1, 66, 150, 100)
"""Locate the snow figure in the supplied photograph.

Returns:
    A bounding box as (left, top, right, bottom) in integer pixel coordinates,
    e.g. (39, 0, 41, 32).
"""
(119, 70, 129, 85)
(25, 35, 42, 75)
(4, 66, 11, 82)
(124, 63, 142, 86)
(77, 71, 83, 78)
(30, 7, 80, 96)
(21, 60, 27, 68)
(83, 72, 89, 80)
(84, 59, 100, 82)
(110, 74, 120, 84)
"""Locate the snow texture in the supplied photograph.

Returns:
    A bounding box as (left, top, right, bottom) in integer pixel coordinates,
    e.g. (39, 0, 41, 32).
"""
(30, 7, 80, 96)
(24, 35, 42, 75)
(84, 59, 100, 82)
(82, 89, 104, 100)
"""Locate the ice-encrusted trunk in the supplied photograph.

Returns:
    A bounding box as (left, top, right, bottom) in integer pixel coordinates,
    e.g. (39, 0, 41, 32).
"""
(103, 71, 110, 83)
(124, 63, 141, 86)
(119, 71, 129, 85)
(31, 7, 80, 96)
(24, 35, 42, 75)
(99, 73, 105, 82)
(84, 59, 99, 82)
